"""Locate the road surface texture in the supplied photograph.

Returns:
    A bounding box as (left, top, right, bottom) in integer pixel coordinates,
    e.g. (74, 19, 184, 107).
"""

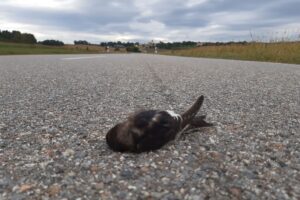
(0, 54, 299, 200)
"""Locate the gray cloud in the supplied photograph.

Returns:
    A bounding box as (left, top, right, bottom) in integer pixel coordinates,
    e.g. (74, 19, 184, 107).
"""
(0, 0, 299, 43)
(0, 2, 139, 30)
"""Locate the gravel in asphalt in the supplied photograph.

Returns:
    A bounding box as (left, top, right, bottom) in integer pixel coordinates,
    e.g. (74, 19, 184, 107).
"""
(0, 54, 299, 199)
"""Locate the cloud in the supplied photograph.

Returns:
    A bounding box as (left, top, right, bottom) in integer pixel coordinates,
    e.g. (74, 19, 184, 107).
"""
(0, 0, 299, 43)
(130, 20, 166, 34)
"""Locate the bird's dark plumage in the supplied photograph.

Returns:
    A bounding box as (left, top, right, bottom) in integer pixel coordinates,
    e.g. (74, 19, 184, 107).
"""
(106, 95, 213, 153)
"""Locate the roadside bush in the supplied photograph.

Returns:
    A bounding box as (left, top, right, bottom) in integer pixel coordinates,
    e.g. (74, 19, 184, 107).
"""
(126, 46, 140, 52)
(39, 40, 64, 46)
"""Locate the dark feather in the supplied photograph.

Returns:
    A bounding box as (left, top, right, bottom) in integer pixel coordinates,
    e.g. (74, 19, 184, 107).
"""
(134, 110, 180, 152)
(181, 95, 204, 128)
(190, 115, 214, 128)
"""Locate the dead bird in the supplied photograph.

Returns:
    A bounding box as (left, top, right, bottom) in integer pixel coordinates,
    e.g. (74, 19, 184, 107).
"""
(106, 95, 213, 153)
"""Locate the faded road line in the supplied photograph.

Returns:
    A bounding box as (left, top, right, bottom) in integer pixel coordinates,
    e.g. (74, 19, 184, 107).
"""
(61, 55, 105, 60)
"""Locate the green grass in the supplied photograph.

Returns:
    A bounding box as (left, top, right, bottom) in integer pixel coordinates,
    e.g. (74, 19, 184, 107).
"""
(0, 42, 106, 55)
(160, 42, 300, 64)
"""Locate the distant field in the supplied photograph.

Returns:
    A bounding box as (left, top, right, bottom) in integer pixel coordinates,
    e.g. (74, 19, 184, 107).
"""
(2, 41, 300, 64)
(0, 42, 110, 55)
(160, 42, 300, 64)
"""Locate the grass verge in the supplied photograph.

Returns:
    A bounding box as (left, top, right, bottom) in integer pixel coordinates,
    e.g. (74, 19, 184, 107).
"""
(0, 42, 107, 55)
(160, 42, 300, 64)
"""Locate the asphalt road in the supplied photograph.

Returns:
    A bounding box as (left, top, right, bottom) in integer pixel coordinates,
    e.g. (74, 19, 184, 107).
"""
(0, 54, 299, 200)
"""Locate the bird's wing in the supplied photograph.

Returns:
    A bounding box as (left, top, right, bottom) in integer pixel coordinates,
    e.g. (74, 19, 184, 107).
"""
(134, 111, 181, 152)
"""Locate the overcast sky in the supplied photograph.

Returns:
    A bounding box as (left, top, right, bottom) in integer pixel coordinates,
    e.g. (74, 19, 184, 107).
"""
(0, 0, 299, 43)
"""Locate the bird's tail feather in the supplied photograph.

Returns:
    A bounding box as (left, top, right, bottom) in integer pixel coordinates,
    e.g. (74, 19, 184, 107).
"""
(180, 95, 204, 129)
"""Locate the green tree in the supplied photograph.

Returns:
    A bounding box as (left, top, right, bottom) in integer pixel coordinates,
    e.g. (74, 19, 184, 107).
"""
(21, 33, 37, 44)
(12, 31, 22, 42)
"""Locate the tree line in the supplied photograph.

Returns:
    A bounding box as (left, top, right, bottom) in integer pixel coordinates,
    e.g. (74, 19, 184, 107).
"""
(0, 29, 65, 46)
(156, 41, 248, 49)
(74, 40, 90, 45)
(73, 40, 140, 48)
(0, 30, 37, 44)
(156, 41, 197, 49)
(99, 41, 139, 47)
(1, 29, 249, 48)
(38, 40, 64, 46)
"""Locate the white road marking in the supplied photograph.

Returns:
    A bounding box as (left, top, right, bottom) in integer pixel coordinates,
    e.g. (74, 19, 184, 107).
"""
(61, 55, 105, 60)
